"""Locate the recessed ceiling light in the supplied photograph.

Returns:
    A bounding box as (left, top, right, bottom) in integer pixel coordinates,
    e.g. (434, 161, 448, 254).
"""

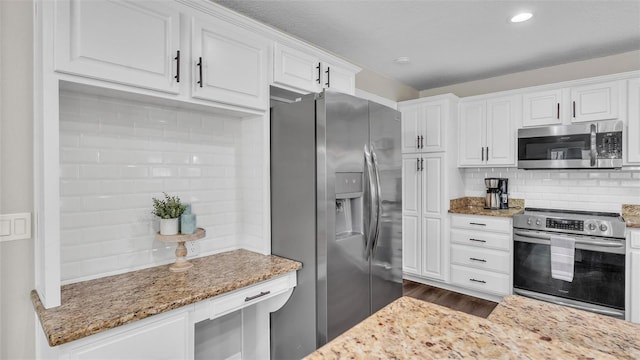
(510, 12, 533, 23)
(394, 56, 410, 64)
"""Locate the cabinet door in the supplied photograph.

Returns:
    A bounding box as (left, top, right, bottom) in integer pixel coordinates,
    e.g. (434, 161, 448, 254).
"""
(570, 81, 620, 123)
(421, 217, 442, 280)
(55, 0, 180, 93)
(522, 89, 563, 126)
(273, 43, 322, 94)
(400, 105, 421, 153)
(322, 62, 356, 95)
(421, 154, 442, 217)
(402, 155, 421, 275)
(627, 78, 640, 164)
(630, 250, 640, 324)
(458, 101, 485, 166)
(68, 311, 189, 359)
(486, 96, 517, 166)
(421, 101, 445, 152)
(192, 17, 269, 110)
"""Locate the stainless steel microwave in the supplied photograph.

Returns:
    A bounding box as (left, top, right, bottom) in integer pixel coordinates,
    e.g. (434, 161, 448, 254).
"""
(517, 120, 623, 169)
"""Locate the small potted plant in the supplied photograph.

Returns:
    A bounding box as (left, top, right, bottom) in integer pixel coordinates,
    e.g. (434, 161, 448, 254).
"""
(152, 192, 187, 235)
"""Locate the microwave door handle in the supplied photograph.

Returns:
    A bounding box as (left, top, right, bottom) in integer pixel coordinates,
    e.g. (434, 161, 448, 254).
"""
(590, 124, 597, 167)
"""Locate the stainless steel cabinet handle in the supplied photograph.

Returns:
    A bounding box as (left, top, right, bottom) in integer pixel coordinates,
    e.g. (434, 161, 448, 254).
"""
(245, 291, 270, 302)
(481, 147, 484, 161)
(416, 135, 420, 150)
(469, 222, 486, 226)
(485, 146, 489, 161)
(416, 158, 420, 171)
(420, 158, 423, 171)
(419, 135, 424, 149)
(556, 103, 560, 119)
(470, 278, 486, 284)
(573, 101, 576, 118)
(469, 238, 487, 243)
(590, 123, 597, 167)
(469, 257, 487, 263)
(174, 50, 180, 83)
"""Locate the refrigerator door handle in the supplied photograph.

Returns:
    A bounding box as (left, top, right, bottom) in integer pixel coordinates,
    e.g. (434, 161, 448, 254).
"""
(369, 147, 382, 258)
(363, 145, 377, 260)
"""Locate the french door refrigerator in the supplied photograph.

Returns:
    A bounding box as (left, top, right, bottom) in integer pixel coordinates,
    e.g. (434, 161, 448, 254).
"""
(270, 90, 403, 359)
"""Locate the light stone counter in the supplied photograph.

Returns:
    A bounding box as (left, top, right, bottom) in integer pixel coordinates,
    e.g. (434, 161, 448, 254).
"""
(32, 249, 301, 347)
(488, 294, 640, 359)
(448, 197, 524, 218)
(623, 204, 640, 228)
(306, 296, 617, 359)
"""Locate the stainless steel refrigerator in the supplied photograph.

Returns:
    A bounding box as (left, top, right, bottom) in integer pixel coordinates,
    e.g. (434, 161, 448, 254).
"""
(270, 90, 403, 359)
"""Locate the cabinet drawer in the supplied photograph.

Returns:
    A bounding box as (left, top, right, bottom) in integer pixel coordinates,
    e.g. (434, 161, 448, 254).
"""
(630, 230, 640, 250)
(450, 229, 511, 251)
(451, 214, 511, 233)
(451, 265, 510, 296)
(209, 274, 293, 319)
(451, 244, 510, 273)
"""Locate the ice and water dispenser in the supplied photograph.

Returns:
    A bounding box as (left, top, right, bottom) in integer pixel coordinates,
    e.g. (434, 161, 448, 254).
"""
(334, 172, 363, 241)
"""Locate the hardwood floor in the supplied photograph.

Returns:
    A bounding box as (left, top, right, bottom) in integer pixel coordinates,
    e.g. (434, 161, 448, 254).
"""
(403, 280, 498, 318)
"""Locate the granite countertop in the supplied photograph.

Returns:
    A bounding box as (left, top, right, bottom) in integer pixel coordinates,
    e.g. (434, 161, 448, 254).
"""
(488, 294, 640, 359)
(31, 249, 301, 347)
(623, 204, 640, 228)
(305, 296, 616, 359)
(448, 197, 525, 218)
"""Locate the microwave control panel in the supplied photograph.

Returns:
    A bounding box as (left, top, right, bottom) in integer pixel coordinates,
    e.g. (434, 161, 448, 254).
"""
(596, 131, 622, 159)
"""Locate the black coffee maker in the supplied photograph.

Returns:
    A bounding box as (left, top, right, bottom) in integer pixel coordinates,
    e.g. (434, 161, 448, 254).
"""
(484, 178, 509, 209)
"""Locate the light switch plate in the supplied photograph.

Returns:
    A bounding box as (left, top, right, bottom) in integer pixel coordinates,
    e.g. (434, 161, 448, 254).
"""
(0, 213, 31, 242)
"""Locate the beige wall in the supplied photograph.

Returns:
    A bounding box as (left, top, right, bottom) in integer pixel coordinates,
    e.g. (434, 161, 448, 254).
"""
(356, 67, 419, 102)
(420, 50, 640, 98)
(1, 1, 35, 359)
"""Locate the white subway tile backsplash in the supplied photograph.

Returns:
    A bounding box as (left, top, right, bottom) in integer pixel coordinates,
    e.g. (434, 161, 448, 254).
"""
(59, 90, 264, 283)
(463, 168, 640, 213)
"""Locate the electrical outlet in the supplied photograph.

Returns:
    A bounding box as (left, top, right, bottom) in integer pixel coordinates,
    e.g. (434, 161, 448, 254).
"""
(185, 240, 200, 257)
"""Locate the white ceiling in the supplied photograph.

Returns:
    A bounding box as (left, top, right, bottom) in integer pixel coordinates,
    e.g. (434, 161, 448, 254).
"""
(213, 0, 640, 91)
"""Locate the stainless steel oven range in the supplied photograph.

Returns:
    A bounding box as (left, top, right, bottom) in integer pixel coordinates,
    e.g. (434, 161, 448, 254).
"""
(513, 208, 626, 319)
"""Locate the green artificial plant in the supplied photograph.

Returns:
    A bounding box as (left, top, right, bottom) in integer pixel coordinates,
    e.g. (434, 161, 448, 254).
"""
(151, 192, 187, 219)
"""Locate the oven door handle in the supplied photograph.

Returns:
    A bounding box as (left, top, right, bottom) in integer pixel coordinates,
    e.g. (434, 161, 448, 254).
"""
(514, 231, 625, 249)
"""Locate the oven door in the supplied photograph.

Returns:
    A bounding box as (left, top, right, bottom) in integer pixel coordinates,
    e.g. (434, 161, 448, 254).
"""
(513, 229, 625, 318)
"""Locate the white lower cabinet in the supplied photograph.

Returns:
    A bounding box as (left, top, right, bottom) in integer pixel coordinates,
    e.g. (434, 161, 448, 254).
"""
(449, 214, 512, 297)
(402, 153, 446, 281)
(628, 229, 640, 323)
(40, 273, 296, 360)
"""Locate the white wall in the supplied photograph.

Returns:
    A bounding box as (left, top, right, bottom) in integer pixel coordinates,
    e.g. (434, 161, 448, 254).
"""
(420, 50, 640, 97)
(0, 1, 35, 358)
(59, 91, 255, 283)
(463, 168, 640, 213)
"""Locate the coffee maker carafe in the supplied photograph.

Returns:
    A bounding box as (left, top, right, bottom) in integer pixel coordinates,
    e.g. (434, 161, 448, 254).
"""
(484, 178, 509, 209)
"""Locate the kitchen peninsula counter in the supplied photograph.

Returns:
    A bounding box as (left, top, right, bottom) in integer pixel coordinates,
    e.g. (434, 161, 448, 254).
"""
(305, 296, 619, 359)
(32, 249, 301, 347)
(448, 197, 524, 218)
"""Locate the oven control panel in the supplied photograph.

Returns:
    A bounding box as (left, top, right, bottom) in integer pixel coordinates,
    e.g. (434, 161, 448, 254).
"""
(546, 217, 584, 231)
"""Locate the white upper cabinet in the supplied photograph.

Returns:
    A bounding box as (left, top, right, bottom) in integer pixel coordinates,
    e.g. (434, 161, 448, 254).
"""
(273, 43, 322, 93)
(570, 81, 620, 123)
(522, 89, 564, 127)
(399, 97, 451, 154)
(627, 78, 640, 164)
(55, 0, 181, 93)
(273, 42, 358, 95)
(191, 16, 269, 110)
(459, 95, 519, 167)
(522, 80, 622, 126)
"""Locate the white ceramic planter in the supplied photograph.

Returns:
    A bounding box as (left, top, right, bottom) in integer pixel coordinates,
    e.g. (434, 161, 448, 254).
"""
(160, 218, 179, 235)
